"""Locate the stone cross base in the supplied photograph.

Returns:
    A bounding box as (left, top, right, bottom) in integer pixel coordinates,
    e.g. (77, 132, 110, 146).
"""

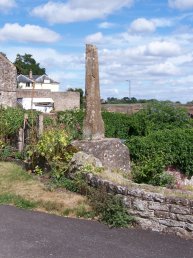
(72, 138, 130, 173)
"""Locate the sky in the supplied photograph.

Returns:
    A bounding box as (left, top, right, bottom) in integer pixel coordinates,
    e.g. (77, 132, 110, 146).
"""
(1, 0, 193, 103)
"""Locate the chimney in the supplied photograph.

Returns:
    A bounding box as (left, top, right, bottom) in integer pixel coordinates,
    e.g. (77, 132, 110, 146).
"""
(29, 69, 33, 79)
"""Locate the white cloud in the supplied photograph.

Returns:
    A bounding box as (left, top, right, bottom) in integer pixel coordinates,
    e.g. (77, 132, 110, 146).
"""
(169, 0, 193, 10)
(130, 18, 156, 33)
(32, 0, 134, 24)
(85, 32, 104, 44)
(146, 41, 181, 57)
(129, 17, 174, 34)
(0, 0, 16, 11)
(98, 22, 115, 29)
(151, 18, 174, 27)
(148, 62, 179, 76)
(0, 23, 61, 43)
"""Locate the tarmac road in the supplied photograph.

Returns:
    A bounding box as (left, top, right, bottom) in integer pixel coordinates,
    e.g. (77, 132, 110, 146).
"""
(0, 205, 192, 258)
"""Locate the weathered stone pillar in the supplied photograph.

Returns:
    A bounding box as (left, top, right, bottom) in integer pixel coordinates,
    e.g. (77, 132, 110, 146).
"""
(83, 44, 105, 140)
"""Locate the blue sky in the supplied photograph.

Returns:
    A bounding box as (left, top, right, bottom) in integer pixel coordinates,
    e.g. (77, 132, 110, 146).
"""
(1, 0, 193, 103)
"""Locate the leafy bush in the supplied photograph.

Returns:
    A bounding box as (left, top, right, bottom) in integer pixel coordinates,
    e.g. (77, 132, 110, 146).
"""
(57, 109, 84, 140)
(128, 102, 192, 137)
(0, 107, 39, 139)
(57, 102, 192, 141)
(89, 186, 134, 227)
(57, 109, 131, 140)
(127, 128, 193, 185)
(26, 127, 76, 177)
(102, 111, 131, 139)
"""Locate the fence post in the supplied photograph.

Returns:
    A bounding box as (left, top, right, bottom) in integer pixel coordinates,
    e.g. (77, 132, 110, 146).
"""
(18, 128, 24, 152)
(38, 114, 44, 137)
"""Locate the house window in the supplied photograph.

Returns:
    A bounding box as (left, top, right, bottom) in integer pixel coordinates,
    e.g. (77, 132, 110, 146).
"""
(26, 82, 30, 87)
(44, 79, 50, 83)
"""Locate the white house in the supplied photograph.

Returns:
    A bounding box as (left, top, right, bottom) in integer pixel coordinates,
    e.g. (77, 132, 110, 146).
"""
(17, 71, 59, 92)
(17, 97, 54, 113)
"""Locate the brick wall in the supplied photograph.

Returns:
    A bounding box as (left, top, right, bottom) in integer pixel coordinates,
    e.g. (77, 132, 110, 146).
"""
(0, 54, 17, 107)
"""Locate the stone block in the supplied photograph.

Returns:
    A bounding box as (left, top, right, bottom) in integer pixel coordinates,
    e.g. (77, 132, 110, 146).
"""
(72, 138, 130, 173)
(166, 197, 189, 206)
(133, 198, 148, 211)
(123, 196, 132, 208)
(129, 210, 154, 219)
(148, 202, 169, 211)
(186, 223, 193, 232)
(128, 189, 143, 197)
(159, 219, 185, 228)
(176, 214, 193, 223)
(170, 205, 190, 215)
(154, 211, 170, 219)
(135, 217, 166, 232)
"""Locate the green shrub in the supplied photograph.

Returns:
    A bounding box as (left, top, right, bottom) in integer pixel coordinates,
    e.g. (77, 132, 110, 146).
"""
(26, 127, 76, 177)
(0, 107, 39, 139)
(53, 177, 78, 192)
(128, 102, 192, 137)
(57, 109, 84, 140)
(89, 186, 134, 227)
(102, 111, 131, 139)
(127, 128, 193, 185)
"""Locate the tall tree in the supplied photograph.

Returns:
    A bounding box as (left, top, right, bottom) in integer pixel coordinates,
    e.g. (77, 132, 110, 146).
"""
(14, 54, 46, 75)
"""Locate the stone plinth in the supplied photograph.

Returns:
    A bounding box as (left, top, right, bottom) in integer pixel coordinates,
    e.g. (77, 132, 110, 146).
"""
(72, 138, 130, 173)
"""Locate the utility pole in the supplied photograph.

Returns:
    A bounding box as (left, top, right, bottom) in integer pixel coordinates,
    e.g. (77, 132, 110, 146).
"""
(126, 79, 132, 114)
(126, 80, 131, 99)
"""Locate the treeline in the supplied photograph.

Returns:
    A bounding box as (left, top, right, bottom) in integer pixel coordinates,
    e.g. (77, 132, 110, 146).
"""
(104, 97, 182, 105)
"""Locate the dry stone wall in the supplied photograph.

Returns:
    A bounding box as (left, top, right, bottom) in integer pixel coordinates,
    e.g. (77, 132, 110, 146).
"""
(85, 173, 193, 239)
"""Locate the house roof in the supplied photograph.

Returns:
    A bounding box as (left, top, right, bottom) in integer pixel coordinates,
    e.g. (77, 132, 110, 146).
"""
(17, 74, 34, 83)
(17, 74, 59, 84)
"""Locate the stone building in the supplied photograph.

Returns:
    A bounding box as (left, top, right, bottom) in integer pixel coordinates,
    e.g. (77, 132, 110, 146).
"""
(0, 53, 80, 111)
(0, 53, 17, 107)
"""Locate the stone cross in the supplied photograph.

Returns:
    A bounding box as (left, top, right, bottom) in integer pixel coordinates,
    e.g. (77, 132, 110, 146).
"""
(83, 44, 105, 140)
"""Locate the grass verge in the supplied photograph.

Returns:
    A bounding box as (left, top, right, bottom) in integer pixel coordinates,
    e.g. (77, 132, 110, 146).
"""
(0, 162, 92, 218)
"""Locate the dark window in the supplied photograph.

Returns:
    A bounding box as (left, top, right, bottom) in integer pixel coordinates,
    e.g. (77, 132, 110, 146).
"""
(26, 82, 30, 87)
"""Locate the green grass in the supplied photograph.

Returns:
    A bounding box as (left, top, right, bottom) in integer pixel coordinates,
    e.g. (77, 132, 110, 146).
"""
(0, 193, 37, 209)
(0, 162, 91, 217)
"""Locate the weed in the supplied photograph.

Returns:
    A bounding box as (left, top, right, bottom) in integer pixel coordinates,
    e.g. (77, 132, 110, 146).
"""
(89, 186, 134, 227)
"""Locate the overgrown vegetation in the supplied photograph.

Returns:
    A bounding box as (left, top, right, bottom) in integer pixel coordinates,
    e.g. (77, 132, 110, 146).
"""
(1, 101, 193, 227)
(88, 186, 134, 227)
(53, 173, 134, 227)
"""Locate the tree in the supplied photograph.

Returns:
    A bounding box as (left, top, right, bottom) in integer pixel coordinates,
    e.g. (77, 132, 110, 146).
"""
(67, 88, 84, 108)
(13, 54, 46, 75)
